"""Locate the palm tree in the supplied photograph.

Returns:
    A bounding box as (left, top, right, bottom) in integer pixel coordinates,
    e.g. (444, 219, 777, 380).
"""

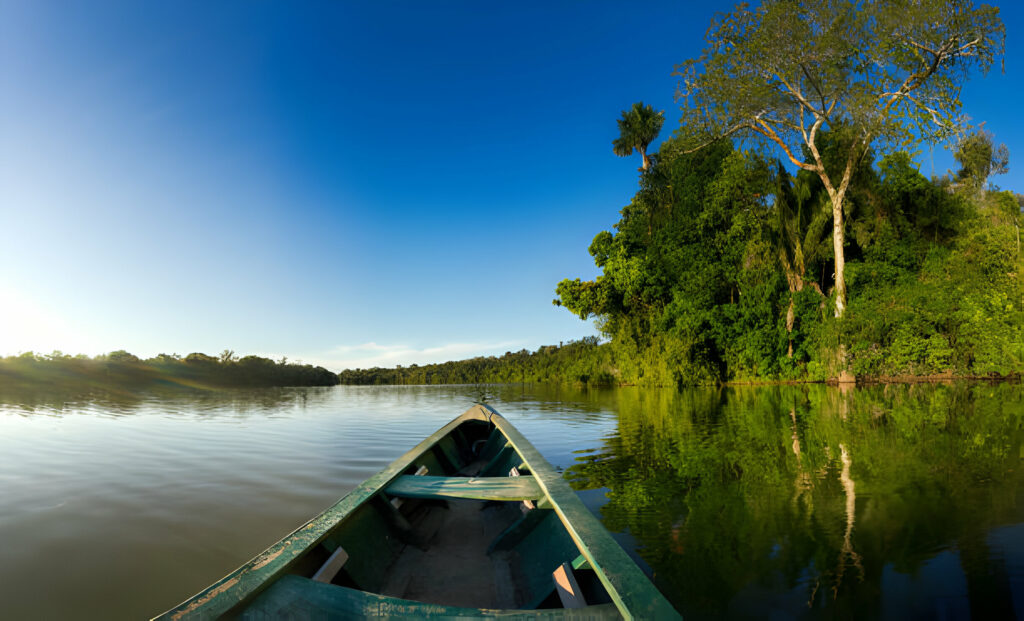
(773, 166, 830, 357)
(612, 102, 664, 171)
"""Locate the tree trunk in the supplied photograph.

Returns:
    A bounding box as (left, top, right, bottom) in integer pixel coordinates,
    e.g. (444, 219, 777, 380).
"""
(640, 148, 651, 171)
(805, 122, 855, 319)
(831, 195, 847, 317)
(784, 272, 800, 358)
(786, 296, 795, 358)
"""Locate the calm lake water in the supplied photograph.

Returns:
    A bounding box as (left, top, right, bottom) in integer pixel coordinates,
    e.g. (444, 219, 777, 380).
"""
(1, 382, 1022, 619)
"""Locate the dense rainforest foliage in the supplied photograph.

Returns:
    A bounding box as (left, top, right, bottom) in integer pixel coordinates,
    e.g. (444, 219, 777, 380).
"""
(547, 0, 1021, 386)
(0, 350, 339, 389)
(555, 134, 1023, 385)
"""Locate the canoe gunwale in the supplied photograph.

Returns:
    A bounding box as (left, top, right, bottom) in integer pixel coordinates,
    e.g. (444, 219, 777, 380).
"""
(481, 404, 680, 620)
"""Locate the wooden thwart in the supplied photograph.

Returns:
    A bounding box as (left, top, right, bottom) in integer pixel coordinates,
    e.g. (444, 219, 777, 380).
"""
(385, 475, 543, 502)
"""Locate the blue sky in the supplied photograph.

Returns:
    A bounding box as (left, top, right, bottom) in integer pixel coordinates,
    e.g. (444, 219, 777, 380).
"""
(2, 1, 1022, 370)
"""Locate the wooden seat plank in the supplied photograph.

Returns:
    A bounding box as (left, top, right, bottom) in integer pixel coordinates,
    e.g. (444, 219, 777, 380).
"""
(385, 475, 543, 502)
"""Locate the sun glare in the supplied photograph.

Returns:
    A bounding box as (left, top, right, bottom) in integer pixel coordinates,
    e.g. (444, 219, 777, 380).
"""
(0, 285, 89, 356)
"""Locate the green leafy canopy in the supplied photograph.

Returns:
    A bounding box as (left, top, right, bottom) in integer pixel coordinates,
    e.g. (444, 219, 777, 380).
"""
(674, 0, 1005, 160)
(672, 0, 1004, 317)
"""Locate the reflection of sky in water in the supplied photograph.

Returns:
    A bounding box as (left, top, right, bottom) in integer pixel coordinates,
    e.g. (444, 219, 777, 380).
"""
(987, 524, 1024, 617)
(882, 551, 969, 619)
(880, 523, 1024, 618)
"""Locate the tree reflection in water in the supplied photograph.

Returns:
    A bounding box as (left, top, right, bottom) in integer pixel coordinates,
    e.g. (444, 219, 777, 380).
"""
(565, 382, 1024, 619)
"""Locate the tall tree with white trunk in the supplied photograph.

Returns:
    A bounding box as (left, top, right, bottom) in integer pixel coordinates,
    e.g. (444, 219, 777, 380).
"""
(674, 0, 1004, 317)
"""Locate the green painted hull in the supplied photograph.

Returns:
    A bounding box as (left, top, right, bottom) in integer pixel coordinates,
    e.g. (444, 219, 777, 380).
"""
(154, 405, 680, 620)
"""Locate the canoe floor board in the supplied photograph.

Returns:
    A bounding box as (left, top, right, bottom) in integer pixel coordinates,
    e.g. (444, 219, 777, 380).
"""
(379, 499, 524, 609)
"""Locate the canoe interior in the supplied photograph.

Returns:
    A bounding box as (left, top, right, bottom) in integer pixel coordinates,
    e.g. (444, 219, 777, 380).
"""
(229, 418, 617, 617)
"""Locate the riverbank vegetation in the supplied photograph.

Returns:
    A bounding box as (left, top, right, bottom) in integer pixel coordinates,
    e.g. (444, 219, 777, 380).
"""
(553, 0, 1021, 385)
(0, 350, 339, 389)
(554, 132, 1023, 385)
(337, 338, 611, 385)
(342, 1, 1022, 388)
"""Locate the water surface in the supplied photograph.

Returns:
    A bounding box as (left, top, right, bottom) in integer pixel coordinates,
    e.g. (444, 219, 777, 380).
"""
(0, 382, 1021, 619)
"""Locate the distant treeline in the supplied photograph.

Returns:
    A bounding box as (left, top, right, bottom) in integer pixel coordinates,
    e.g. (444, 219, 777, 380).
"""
(0, 350, 339, 389)
(337, 338, 614, 385)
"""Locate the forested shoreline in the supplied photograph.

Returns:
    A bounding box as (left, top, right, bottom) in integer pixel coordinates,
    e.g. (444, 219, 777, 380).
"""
(550, 136, 1023, 385)
(0, 350, 339, 389)
(336, 338, 616, 385)
(345, 134, 1022, 388)
(345, 1, 1024, 388)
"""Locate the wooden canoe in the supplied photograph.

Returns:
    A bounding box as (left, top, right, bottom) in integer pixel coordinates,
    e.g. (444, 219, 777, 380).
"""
(154, 404, 680, 620)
